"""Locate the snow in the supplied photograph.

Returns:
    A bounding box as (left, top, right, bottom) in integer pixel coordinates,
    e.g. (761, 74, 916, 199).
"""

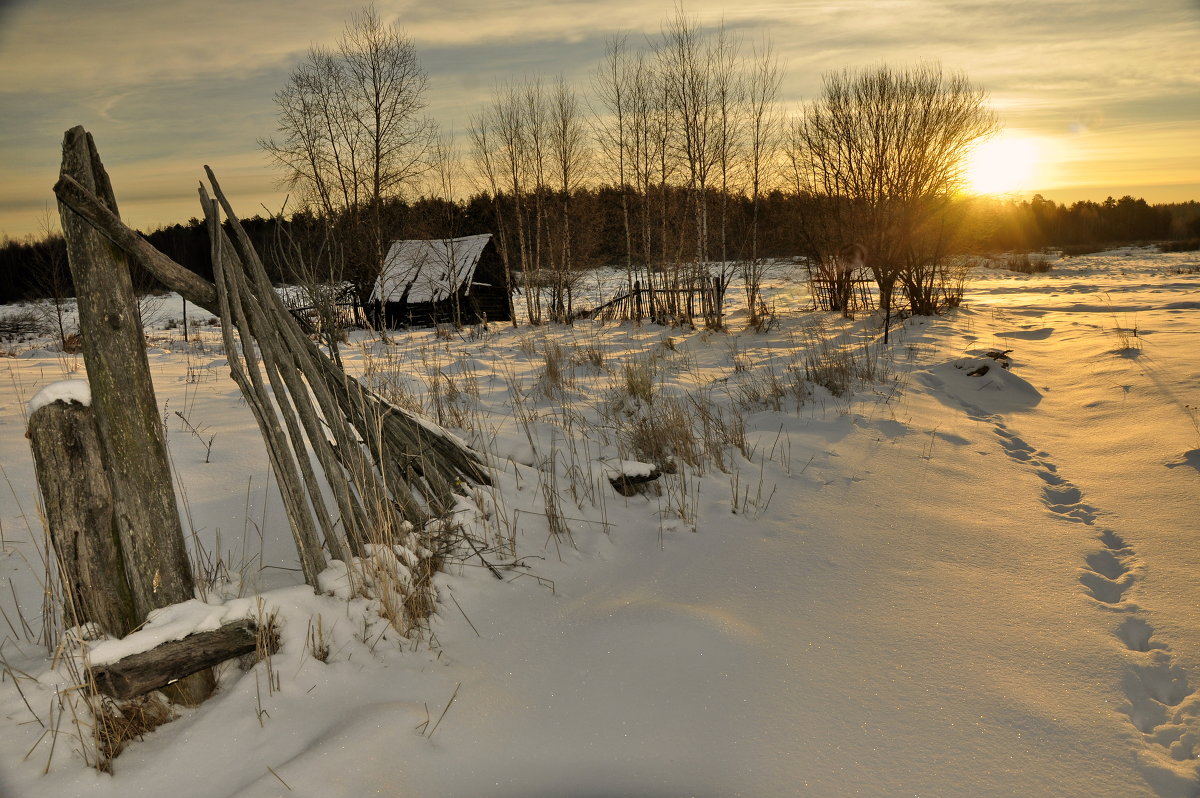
(27, 379, 92, 415)
(1, 249, 1198, 796)
(600, 458, 657, 478)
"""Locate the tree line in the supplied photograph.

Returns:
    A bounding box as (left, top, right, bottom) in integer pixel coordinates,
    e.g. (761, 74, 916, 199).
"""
(3, 190, 1196, 308)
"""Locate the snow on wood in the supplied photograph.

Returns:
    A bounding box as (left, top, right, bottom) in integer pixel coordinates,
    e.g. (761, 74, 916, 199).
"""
(27, 379, 91, 415)
(91, 618, 275, 700)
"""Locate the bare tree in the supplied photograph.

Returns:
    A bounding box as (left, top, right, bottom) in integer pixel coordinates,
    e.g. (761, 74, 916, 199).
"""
(261, 5, 435, 301)
(29, 207, 74, 348)
(593, 35, 636, 277)
(467, 110, 518, 325)
(481, 81, 539, 322)
(742, 39, 782, 323)
(658, 7, 720, 266)
(791, 63, 999, 337)
(546, 77, 589, 321)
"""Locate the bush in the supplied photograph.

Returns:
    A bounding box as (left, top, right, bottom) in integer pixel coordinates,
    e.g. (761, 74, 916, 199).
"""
(1002, 253, 1052, 273)
(1159, 239, 1200, 253)
(0, 309, 45, 339)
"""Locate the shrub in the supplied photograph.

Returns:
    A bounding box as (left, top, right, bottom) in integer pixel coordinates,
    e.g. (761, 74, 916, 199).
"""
(1159, 239, 1200, 253)
(1002, 252, 1052, 273)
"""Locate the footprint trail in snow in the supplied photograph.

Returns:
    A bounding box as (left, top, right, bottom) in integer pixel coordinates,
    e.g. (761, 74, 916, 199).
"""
(954, 396, 1200, 796)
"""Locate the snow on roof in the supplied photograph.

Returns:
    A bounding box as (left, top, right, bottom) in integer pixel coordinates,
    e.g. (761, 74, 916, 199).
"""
(372, 234, 492, 304)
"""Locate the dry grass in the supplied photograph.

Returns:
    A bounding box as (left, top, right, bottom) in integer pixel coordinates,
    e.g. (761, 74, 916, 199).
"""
(624, 396, 700, 471)
(798, 323, 887, 399)
(537, 342, 572, 399)
(92, 691, 176, 768)
(621, 357, 657, 404)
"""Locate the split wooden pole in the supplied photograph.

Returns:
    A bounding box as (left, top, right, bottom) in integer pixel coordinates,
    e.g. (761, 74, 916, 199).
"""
(54, 126, 214, 704)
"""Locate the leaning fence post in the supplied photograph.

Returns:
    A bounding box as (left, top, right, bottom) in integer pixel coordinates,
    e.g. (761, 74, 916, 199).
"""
(56, 126, 213, 704)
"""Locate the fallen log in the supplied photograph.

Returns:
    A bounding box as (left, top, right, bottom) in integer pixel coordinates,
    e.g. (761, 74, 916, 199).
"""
(607, 463, 664, 497)
(91, 619, 277, 701)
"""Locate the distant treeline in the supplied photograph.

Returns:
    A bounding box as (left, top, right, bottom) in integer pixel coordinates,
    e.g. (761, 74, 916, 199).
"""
(973, 195, 1199, 253)
(2, 191, 1197, 306)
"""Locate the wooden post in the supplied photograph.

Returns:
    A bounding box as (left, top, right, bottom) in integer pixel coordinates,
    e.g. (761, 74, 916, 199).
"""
(27, 398, 138, 638)
(56, 126, 213, 704)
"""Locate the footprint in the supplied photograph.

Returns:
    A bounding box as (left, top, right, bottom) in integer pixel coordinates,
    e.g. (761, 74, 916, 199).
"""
(1116, 617, 1166, 653)
(1099, 529, 1131, 553)
(1064, 506, 1098, 524)
(1123, 690, 1170, 734)
(1079, 569, 1134, 604)
(1047, 502, 1098, 524)
(1043, 484, 1084, 505)
(1086, 549, 1129, 580)
(1000, 434, 1035, 452)
(1126, 657, 1192, 708)
(1035, 470, 1066, 486)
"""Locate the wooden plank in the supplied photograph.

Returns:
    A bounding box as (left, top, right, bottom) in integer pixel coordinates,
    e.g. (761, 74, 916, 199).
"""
(92, 619, 277, 700)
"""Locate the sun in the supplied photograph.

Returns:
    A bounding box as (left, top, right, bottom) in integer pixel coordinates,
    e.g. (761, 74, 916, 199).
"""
(964, 134, 1040, 196)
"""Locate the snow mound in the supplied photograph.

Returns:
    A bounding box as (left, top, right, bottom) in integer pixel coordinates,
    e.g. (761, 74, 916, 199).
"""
(917, 356, 1042, 414)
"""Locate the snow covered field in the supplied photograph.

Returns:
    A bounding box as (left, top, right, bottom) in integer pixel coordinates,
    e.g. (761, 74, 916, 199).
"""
(0, 249, 1198, 797)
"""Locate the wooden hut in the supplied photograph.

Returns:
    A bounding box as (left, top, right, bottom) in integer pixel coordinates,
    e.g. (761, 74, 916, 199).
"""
(368, 234, 510, 328)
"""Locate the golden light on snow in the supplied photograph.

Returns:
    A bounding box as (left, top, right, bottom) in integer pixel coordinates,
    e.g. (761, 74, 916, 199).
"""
(964, 134, 1041, 196)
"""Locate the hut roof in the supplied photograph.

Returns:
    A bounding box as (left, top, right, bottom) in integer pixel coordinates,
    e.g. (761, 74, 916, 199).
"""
(371, 234, 492, 304)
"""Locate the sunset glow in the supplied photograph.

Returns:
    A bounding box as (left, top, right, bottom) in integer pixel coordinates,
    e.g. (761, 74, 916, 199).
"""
(965, 134, 1040, 196)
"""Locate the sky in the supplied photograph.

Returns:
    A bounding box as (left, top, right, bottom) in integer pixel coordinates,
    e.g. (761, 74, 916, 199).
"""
(0, 0, 1198, 240)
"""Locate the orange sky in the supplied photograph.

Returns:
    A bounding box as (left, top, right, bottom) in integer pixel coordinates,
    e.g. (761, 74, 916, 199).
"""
(1, 0, 1198, 239)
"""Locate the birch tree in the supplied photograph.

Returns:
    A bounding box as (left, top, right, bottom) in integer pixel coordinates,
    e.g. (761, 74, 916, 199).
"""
(261, 5, 435, 300)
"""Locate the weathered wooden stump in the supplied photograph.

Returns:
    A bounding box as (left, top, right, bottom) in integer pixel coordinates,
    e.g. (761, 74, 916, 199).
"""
(27, 392, 138, 638)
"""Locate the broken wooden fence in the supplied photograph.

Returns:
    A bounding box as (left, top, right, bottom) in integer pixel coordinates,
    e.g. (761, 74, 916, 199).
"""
(587, 277, 726, 324)
(31, 125, 495, 701)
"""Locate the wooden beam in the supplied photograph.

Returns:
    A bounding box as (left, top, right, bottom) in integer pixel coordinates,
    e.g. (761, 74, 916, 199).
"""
(91, 619, 277, 700)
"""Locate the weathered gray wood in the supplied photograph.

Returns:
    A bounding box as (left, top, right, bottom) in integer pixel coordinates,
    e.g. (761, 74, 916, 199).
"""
(91, 619, 277, 700)
(53, 172, 220, 313)
(205, 194, 331, 585)
(55, 166, 491, 493)
(27, 400, 138, 637)
(57, 126, 214, 705)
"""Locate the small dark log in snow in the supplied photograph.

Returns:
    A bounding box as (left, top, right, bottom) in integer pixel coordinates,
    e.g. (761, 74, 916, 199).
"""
(91, 619, 277, 701)
(608, 465, 663, 497)
(982, 349, 1013, 368)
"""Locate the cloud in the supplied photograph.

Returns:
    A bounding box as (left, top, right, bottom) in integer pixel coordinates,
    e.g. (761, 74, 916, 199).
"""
(1, 0, 1198, 237)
